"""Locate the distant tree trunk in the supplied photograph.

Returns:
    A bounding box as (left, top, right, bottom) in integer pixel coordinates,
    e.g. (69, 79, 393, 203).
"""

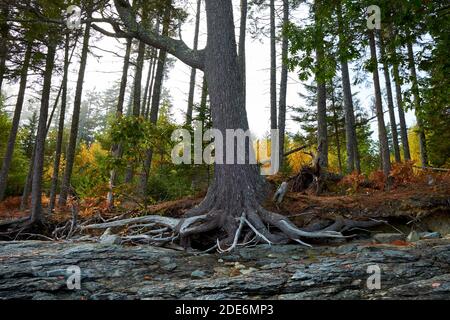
(140, 11, 170, 197)
(107, 38, 132, 208)
(269, 0, 277, 130)
(331, 85, 343, 174)
(238, 0, 247, 104)
(379, 33, 401, 162)
(186, 0, 202, 125)
(30, 40, 57, 222)
(20, 146, 35, 210)
(392, 57, 411, 160)
(0, 42, 32, 201)
(59, 20, 91, 206)
(406, 40, 428, 168)
(144, 48, 157, 119)
(369, 30, 391, 178)
(48, 33, 71, 213)
(278, 0, 288, 168)
(133, 40, 146, 116)
(0, 7, 9, 93)
(336, 1, 359, 173)
(315, 2, 328, 169)
(141, 50, 154, 117)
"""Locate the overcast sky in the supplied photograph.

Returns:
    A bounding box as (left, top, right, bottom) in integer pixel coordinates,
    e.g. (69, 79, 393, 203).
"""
(4, 0, 418, 140)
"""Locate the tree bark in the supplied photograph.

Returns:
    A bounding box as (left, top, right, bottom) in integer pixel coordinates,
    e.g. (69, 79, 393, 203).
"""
(48, 33, 71, 213)
(278, 0, 288, 168)
(186, 0, 202, 125)
(336, 1, 359, 173)
(238, 0, 247, 104)
(406, 40, 428, 168)
(30, 40, 57, 222)
(379, 33, 401, 162)
(59, 20, 91, 206)
(141, 48, 154, 117)
(369, 30, 391, 178)
(392, 58, 411, 160)
(0, 41, 32, 201)
(269, 0, 277, 130)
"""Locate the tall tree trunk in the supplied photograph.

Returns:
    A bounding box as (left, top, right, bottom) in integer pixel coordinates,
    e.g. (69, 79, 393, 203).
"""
(186, 0, 202, 125)
(379, 33, 401, 162)
(392, 57, 411, 160)
(331, 85, 343, 174)
(0, 7, 9, 93)
(144, 49, 157, 119)
(30, 40, 57, 222)
(141, 49, 154, 117)
(0, 42, 32, 200)
(269, 0, 277, 130)
(133, 40, 146, 116)
(59, 20, 91, 206)
(139, 11, 170, 197)
(48, 33, 71, 213)
(278, 0, 288, 168)
(113, 0, 345, 247)
(336, 1, 359, 173)
(238, 0, 247, 104)
(406, 40, 428, 167)
(314, 2, 328, 168)
(107, 38, 132, 208)
(369, 30, 391, 178)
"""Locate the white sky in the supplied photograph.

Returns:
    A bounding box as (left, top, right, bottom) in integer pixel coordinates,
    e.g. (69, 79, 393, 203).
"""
(4, 0, 417, 140)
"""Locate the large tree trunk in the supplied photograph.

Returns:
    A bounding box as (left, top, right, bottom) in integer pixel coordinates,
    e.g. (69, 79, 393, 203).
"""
(392, 57, 411, 160)
(107, 38, 132, 208)
(113, 0, 343, 250)
(0, 42, 32, 200)
(238, 0, 247, 104)
(379, 34, 401, 162)
(278, 0, 288, 168)
(186, 0, 202, 125)
(336, 1, 359, 173)
(48, 33, 71, 213)
(30, 41, 57, 222)
(269, 0, 277, 130)
(368, 30, 391, 178)
(59, 20, 91, 206)
(406, 40, 428, 168)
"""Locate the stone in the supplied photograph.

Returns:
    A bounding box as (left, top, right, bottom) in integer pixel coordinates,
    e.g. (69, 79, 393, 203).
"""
(161, 263, 177, 271)
(190, 270, 207, 279)
(419, 232, 441, 240)
(373, 233, 405, 243)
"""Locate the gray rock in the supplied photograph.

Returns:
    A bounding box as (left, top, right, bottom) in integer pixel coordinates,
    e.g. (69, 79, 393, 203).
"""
(373, 233, 405, 243)
(1, 239, 450, 299)
(419, 232, 441, 240)
(190, 270, 207, 278)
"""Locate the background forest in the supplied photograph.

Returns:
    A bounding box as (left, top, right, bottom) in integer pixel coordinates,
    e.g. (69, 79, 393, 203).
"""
(0, 0, 448, 218)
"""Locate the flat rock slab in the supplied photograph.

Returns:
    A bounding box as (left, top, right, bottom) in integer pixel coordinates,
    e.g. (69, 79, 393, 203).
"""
(1, 239, 450, 299)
